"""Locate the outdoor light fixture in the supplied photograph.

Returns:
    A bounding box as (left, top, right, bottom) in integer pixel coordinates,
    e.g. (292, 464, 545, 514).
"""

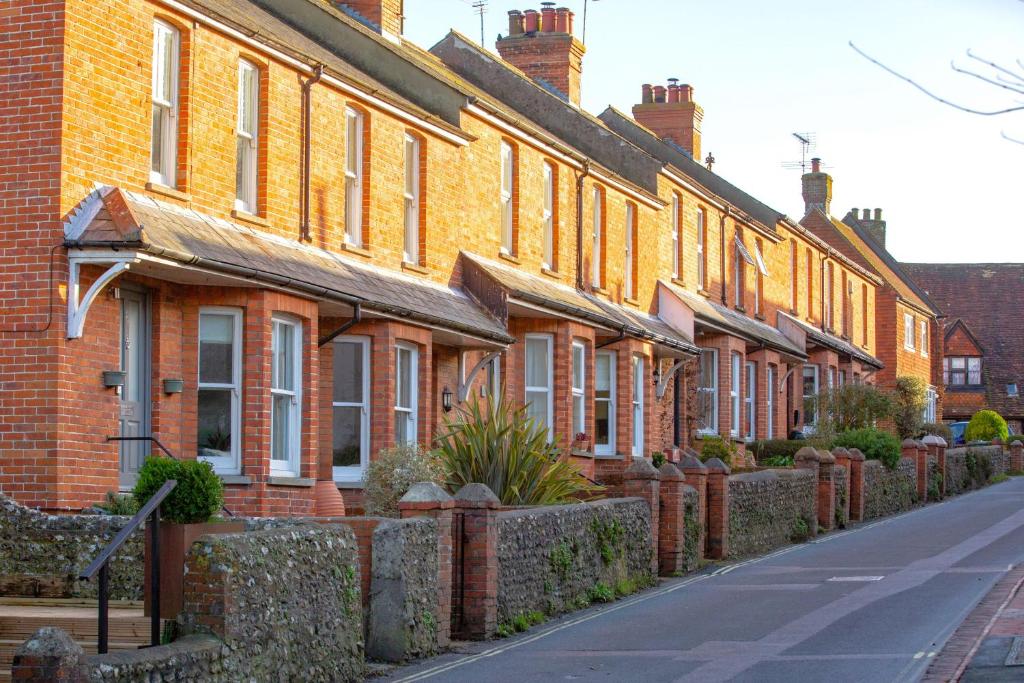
(652, 362, 662, 386)
(442, 386, 453, 413)
(102, 370, 126, 389)
(163, 378, 184, 395)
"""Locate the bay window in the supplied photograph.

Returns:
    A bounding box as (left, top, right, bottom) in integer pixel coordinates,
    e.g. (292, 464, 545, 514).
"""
(332, 337, 370, 481)
(632, 355, 644, 457)
(270, 316, 301, 476)
(571, 341, 586, 438)
(150, 20, 179, 188)
(525, 335, 553, 434)
(745, 361, 756, 441)
(235, 59, 259, 214)
(730, 352, 741, 437)
(595, 351, 616, 455)
(394, 343, 419, 444)
(197, 308, 241, 473)
(766, 364, 776, 440)
(802, 364, 819, 430)
(697, 349, 718, 435)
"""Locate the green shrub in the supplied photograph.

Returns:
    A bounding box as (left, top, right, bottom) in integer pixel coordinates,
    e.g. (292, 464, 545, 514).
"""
(364, 443, 446, 517)
(94, 491, 140, 516)
(435, 394, 599, 506)
(965, 410, 1009, 443)
(790, 517, 810, 542)
(697, 436, 734, 463)
(651, 451, 666, 469)
(918, 422, 953, 443)
(833, 428, 901, 470)
(749, 439, 805, 465)
(133, 456, 223, 524)
(892, 377, 926, 439)
(588, 582, 614, 603)
(814, 383, 894, 436)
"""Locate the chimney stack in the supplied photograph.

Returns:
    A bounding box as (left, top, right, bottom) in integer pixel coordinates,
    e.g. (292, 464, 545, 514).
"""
(632, 79, 704, 160)
(801, 157, 832, 215)
(856, 207, 887, 247)
(496, 5, 586, 106)
(336, 0, 404, 38)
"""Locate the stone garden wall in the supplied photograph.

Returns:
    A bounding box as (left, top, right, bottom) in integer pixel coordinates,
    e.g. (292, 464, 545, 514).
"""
(682, 485, 701, 572)
(727, 469, 816, 559)
(495, 498, 654, 626)
(863, 458, 918, 520)
(945, 445, 1006, 495)
(0, 492, 142, 600)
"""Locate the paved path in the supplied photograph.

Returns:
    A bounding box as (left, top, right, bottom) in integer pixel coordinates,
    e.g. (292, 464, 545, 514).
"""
(387, 477, 1024, 683)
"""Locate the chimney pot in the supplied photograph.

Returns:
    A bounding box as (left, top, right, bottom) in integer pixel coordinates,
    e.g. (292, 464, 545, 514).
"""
(667, 84, 680, 103)
(540, 3, 556, 32)
(633, 80, 703, 159)
(523, 8, 539, 32)
(555, 7, 571, 33)
(507, 10, 524, 35)
(653, 85, 666, 103)
(862, 208, 870, 220)
(641, 83, 653, 104)
(851, 207, 858, 218)
(811, 157, 821, 173)
(874, 208, 882, 220)
(680, 84, 693, 102)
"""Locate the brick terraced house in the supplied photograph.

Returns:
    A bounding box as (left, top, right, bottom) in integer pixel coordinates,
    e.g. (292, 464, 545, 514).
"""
(1, 0, 888, 515)
(799, 166, 944, 423)
(901, 264, 1024, 433)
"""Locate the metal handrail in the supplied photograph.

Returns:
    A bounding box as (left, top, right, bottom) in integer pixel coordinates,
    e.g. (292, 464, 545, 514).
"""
(79, 479, 177, 654)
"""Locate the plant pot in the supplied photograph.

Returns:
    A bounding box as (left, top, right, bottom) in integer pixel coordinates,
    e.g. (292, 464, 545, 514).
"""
(143, 520, 245, 619)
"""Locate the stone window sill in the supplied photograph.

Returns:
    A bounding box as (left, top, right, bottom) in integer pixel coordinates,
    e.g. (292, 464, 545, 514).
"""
(697, 288, 712, 298)
(231, 209, 269, 227)
(541, 267, 561, 280)
(267, 476, 315, 488)
(218, 475, 252, 486)
(671, 278, 687, 288)
(754, 313, 766, 322)
(145, 182, 190, 202)
(734, 305, 746, 314)
(335, 480, 365, 489)
(592, 285, 608, 295)
(498, 251, 521, 265)
(569, 448, 594, 459)
(593, 452, 624, 460)
(623, 297, 640, 308)
(401, 261, 428, 275)
(340, 242, 373, 259)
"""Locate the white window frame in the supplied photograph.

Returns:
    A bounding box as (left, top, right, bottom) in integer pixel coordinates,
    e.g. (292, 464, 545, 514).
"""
(500, 140, 514, 254)
(671, 194, 680, 280)
(625, 203, 635, 299)
(524, 334, 554, 434)
(542, 162, 555, 270)
(730, 352, 741, 437)
(697, 348, 718, 435)
(592, 187, 602, 288)
(766, 364, 775, 440)
(197, 307, 242, 474)
(594, 350, 616, 455)
(697, 209, 706, 290)
(235, 59, 259, 214)
(332, 336, 370, 482)
(150, 20, 179, 188)
(394, 342, 419, 445)
(270, 316, 301, 476)
(403, 133, 421, 265)
(744, 360, 756, 442)
(824, 261, 833, 330)
(920, 320, 929, 358)
(631, 355, 644, 457)
(344, 107, 364, 247)
(904, 313, 916, 351)
(802, 364, 819, 432)
(571, 341, 585, 438)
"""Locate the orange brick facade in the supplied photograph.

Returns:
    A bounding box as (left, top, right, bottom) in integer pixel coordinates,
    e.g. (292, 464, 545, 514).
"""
(1, 0, 908, 514)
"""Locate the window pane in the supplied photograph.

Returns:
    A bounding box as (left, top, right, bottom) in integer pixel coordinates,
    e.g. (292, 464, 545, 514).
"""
(199, 314, 234, 384)
(332, 406, 361, 467)
(396, 348, 412, 409)
(333, 341, 363, 403)
(346, 113, 359, 174)
(526, 389, 548, 429)
(952, 357, 965, 369)
(573, 395, 584, 435)
(596, 353, 611, 394)
(273, 323, 295, 391)
(151, 103, 164, 174)
(395, 411, 411, 444)
(525, 338, 549, 388)
(572, 345, 584, 390)
(197, 389, 232, 458)
(595, 399, 610, 445)
(271, 393, 290, 461)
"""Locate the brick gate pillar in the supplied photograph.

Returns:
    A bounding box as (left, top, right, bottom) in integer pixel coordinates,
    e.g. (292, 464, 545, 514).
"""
(624, 457, 661, 575)
(794, 447, 820, 538)
(847, 448, 866, 521)
(815, 449, 836, 531)
(398, 482, 456, 648)
(1010, 440, 1023, 473)
(679, 450, 707, 563)
(703, 458, 730, 560)
(922, 435, 948, 498)
(452, 483, 500, 640)
(656, 462, 685, 576)
(11, 627, 87, 683)
(903, 439, 928, 502)
(832, 447, 852, 525)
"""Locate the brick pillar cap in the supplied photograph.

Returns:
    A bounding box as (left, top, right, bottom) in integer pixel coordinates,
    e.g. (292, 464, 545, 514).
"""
(921, 434, 947, 447)
(399, 482, 455, 509)
(847, 448, 866, 462)
(816, 449, 835, 464)
(679, 453, 706, 471)
(993, 437, 1003, 445)
(795, 446, 820, 462)
(831, 447, 851, 457)
(658, 462, 684, 482)
(901, 438, 919, 449)
(1012, 440, 1023, 448)
(703, 457, 731, 474)
(624, 457, 660, 480)
(16, 626, 84, 659)
(453, 483, 501, 508)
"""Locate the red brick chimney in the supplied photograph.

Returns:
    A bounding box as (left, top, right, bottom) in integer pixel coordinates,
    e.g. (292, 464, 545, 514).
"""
(632, 78, 704, 160)
(801, 157, 832, 215)
(336, 0, 404, 38)
(496, 5, 586, 106)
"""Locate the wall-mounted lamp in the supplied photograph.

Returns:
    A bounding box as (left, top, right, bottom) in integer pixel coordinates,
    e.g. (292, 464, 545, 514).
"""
(163, 378, 184, 394)
(102, 370, 126, 389)
(652, 361, 662, 386)
(442, 386, 453, 413)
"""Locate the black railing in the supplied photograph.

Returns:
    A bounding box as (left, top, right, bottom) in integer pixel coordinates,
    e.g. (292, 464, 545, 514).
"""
(79, 479, 177, 654)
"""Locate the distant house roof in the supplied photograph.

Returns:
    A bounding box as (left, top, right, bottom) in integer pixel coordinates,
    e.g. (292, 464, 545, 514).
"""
(903, 263, 1024, 418)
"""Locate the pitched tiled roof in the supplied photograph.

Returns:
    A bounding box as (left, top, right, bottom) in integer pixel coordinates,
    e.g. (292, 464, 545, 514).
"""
(777, 312, 883, 369)
(903, 263, 1024, 417)
(460, 253, 699, 355)
(67, 188, 513, 344)
(661, 282, 806, 359)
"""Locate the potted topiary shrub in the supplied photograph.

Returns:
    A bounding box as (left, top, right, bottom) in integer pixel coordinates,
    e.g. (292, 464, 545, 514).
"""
(134, 456, 243, 619)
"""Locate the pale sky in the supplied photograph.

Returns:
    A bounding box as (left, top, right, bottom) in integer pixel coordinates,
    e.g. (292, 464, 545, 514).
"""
(404, 0, 1024, 263)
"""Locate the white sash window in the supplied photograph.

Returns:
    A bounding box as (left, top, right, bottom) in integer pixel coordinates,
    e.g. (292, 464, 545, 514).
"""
(150, 21, 179, 187)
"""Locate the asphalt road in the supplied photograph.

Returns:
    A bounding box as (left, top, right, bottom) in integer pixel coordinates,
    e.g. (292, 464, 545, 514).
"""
(385, 477, 1024, 683)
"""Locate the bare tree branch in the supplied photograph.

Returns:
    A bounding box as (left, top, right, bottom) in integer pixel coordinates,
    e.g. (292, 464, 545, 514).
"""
(967, 49, 1024, 84)
(850, 41, 1024, 116)
(951, 61, 1024, 94)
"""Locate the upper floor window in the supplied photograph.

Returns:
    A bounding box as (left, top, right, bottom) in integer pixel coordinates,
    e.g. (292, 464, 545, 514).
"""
(920, 320, 929, 357)
(806, 248, 813, 320)
(542, 162, 556, 270)
(671, 194, 681, 280)
(696, 208, 707, 290)
(903, 313, 915, 351)
(754, 239, 766, 317)
(945, 356, 982, 386)
(790, 239, 799, 312)
(625, 203, 637, 299)
(500, 140, 515, 254)
(861, 283, 869, 345)
(592, 187, 604, 288)
(733, 232, 754, 310)
(403, 133, 421, 265)
(824, 261, 834, 330)
(150, 20, 179, 188)
(344, 107, 365, 247)
(235, 59, 259, 214)
(843, 276, 853, 338)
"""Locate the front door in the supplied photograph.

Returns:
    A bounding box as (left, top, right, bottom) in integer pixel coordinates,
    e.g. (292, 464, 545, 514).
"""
(119, 288, 151, 487)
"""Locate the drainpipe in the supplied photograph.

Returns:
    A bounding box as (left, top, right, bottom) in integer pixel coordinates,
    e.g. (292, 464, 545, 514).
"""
(318, 302, 362, 347)
(300, 64, 325, 242)
(575, 159, 592, 291)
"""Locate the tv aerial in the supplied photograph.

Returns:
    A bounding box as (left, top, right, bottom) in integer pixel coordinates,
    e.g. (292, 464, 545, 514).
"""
(781, 132, 817, 173)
